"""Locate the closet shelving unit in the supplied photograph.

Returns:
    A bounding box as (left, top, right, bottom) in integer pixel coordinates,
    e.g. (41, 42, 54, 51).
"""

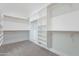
(30, 11, 39, 44)
(30, 7, 48, 47)
(30, 4, 75, 49)
(38, 8, 48, 47)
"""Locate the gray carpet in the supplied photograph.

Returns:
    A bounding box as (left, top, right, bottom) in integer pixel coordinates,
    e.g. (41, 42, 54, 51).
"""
(0, 40, 58, 56)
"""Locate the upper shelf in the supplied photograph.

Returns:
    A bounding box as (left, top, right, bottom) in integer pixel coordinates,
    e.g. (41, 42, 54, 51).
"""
(3, 29, 30, 31)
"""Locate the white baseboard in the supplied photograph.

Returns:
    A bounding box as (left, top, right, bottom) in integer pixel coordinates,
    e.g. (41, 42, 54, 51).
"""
(29, 40, 68, 56)
(49, 48, 68, 56)
(2, 40, 28, 46)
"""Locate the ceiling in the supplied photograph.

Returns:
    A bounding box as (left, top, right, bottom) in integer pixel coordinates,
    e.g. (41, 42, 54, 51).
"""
(0, 3, 49, 19)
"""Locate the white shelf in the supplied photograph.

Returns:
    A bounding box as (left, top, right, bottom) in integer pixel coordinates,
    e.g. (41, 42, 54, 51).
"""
(38, 33, 47, 37)
(47, 30, 79, 32)
(38, 16, 47, 26)
(38, 25, 47, 31)
(38, 39, 47, 46)
(38, 33, 47, 38)
(38, 24, 46, 27)
(3, 28, 30, 31)
(38, 36, 47, 42)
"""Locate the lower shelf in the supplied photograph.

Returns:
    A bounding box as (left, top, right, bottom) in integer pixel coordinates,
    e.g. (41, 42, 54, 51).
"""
(38, 39, 47, 46)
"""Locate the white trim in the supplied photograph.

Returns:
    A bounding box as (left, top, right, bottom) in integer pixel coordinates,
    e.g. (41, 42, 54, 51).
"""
(29, 39, 68, 56)
(49, 48, 68, 56)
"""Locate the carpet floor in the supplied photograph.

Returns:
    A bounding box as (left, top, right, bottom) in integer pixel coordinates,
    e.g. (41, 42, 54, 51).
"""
(0, 40, 58, 56)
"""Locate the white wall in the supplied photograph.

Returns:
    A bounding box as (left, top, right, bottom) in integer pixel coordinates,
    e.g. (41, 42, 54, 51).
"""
(52, 32, 72, 55)
(2, 16, 30, 45)
(52, 11, 79, 31)
(49, 4, 79, 56)
(3, 31, 29, 45)
(3, 20, 29, 31)
(51, 32, 79, 56)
